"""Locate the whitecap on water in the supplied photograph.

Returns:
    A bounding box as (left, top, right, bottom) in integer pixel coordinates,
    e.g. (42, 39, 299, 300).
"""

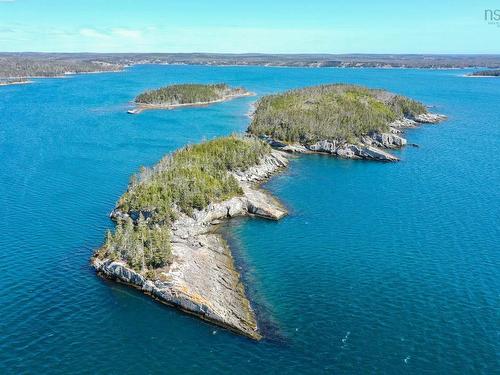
(341, 331, 351, 348)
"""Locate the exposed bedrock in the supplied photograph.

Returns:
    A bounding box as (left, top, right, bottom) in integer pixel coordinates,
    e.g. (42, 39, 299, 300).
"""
(260, 114, 447, 162)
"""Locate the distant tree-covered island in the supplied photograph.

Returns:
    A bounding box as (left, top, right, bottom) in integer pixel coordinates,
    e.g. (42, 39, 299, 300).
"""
(469, 69, 500, 77)
(129, 83, 252, 113)
(0, 78, 32, 86)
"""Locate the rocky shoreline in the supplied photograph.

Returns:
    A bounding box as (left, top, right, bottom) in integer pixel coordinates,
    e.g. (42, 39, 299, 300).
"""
(92, 150, 288, 340)
(260, 113, 447, 161)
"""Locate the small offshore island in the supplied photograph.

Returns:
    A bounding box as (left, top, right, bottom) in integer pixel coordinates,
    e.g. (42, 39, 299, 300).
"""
(92, 84, 447, 339)
(128, 83, 252, 114)
(468, 69, 500, 77)
(0, 78, 32, 86)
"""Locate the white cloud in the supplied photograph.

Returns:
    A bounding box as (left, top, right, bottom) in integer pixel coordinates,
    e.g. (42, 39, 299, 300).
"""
(112, 28, 142, 40)
(79, 28, 110, 39)
(72, 27, 146, 52)
(78, 27, 143, 44)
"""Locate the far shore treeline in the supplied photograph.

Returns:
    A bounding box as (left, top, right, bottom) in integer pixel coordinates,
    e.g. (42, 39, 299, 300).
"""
(2, 53, 500, 78)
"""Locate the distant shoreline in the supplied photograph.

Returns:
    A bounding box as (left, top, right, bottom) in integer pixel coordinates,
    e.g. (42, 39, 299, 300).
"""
(3, 53, 500, 79)
(0, 80, 33, 86)
(133, 62, 485, 70)
(0, 69, 124, 81)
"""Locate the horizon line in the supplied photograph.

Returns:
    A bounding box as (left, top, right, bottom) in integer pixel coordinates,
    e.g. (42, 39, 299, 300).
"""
(2, 51, 500, 56)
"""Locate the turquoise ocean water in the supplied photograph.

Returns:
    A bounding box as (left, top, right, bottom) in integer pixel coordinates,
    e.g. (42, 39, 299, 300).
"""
(0, 65, 498, 374)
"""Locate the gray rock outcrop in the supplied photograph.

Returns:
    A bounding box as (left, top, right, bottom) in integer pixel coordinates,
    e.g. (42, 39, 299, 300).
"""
(413, 113, 448, 123)
(261, 113, 446, 162)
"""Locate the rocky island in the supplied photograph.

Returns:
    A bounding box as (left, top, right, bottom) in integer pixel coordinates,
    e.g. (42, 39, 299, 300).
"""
(468, 69, 500, 77)
(92, 136, 287, 339)
(93, 84, 446, 340)
(248, 84, 447, 161)
(128, 83, 252, 114)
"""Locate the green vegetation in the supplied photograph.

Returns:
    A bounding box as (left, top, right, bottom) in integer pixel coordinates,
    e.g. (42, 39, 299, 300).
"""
(248, 84, 427, 144)
(0, 56, 121, 78)
(470, 69, 500, 77)
(96, 136, 271, 272)
(135, 83, 247, 105)
(118, 135, 270, 219)
(389, 94, 427, 118)
(97, 216, 172, 273)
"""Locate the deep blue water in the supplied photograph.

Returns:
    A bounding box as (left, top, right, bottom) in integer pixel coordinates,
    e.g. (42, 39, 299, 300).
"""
(0, 65, 498, 374)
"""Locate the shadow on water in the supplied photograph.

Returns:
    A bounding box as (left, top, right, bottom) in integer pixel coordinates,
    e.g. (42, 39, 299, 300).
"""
(218, 217, 290, 346)
(89, 245, 289, 346)
(90, 264, 259, 342)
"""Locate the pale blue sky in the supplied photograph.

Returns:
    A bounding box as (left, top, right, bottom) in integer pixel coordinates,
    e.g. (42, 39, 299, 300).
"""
(0, 0, 499, 53)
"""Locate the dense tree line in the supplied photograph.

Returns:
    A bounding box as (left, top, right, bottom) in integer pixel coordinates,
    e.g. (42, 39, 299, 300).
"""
(248, 84, 427, 144)
(0, 57, 121, 78)
(97, 216, 172, 273)
(135, 83, 246, 105)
